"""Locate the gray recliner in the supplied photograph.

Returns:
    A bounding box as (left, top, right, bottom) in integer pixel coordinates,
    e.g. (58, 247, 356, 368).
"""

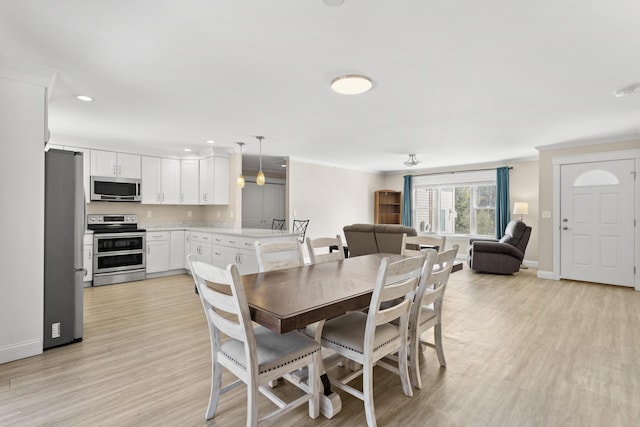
(467, 220, 531, 274)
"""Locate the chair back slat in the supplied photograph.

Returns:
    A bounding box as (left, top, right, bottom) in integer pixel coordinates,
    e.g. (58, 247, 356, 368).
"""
(368, 255, 425, 328)
(306, 235, 345, 264)
(255, 240, 304, 272)
(401, 233, 447, 256)
(188, 255, 256, 346)
(411, 245, 458, 326)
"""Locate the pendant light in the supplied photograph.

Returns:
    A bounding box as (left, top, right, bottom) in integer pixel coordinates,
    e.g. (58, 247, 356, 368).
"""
(256, 136, 265, 186)
(236, 142, 246, 188)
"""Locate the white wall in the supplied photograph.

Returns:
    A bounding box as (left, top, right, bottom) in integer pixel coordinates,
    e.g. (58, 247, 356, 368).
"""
(0, 59, 54, 363)
(288, 160, 385, 246)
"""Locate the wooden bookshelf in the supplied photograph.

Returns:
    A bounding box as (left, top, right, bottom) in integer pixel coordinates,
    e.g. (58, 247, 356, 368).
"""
(374, 190, 402, 224)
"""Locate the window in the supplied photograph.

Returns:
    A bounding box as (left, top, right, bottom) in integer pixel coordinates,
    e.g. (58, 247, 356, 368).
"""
(413, 171, 496, 237)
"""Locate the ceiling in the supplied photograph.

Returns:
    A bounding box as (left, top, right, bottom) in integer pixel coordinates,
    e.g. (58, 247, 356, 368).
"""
(2, 0, 640, 172)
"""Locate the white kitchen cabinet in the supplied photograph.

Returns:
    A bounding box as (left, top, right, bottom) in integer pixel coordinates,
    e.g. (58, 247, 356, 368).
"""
(146, 231, 170, 273)
(170, 230, 185, 270)
(91, 150, 141, 179)
(242, 182, 285, 228)
(83, 234, 93, 283)
(180, 159, 199, 204)
(189, 231, 213, 264)
(141, 156, 180, 204)
(199, 156, 229, 205)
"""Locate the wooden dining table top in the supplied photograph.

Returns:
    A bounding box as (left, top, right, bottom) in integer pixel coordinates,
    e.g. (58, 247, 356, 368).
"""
(239, 253, 405, 334)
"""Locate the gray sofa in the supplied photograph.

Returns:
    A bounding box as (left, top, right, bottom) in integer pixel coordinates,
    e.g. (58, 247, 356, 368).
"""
(467, 220, 532, 274)
(343, 224, 417, 257)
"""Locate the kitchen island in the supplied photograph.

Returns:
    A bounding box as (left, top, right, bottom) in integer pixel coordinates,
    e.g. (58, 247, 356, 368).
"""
(143, 226, 299, 277)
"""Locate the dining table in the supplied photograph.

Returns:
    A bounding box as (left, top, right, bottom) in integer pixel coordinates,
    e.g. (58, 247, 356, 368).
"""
(207, 253, 461, 418)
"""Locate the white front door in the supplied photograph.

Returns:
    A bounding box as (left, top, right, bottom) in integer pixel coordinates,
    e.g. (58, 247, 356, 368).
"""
(560, 159, 635, 286)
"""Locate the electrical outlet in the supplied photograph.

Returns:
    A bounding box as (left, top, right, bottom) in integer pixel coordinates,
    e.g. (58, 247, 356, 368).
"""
(542, 211, 552, 219)
(217, 211, 220, 218)
(147, 211, 152, 218)
(188, 210, 192, 218)
(52, 322, 60, 338)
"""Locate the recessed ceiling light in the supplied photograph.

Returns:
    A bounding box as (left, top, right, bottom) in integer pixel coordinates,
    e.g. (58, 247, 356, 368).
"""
(76, 95, 93, 102)
(614, 82, 640, 97)
(205, 140, 215, 144)
(184, 148, 192, 152)
(331, 74, 373, 95)
(323, 0, 345, 6)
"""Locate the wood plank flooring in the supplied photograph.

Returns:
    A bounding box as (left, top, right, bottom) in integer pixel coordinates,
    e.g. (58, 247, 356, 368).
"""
(1, 267, 639, 426)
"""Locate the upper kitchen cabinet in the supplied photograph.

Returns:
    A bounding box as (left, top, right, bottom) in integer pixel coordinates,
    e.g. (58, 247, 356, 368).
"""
(199, 156, 229, 205)
(141, 156, 180, 204)
(91, 150, 141, 179)
(180, 159, 199, 204)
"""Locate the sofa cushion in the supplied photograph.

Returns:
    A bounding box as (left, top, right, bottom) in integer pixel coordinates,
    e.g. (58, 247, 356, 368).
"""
(343, 224, 379, 257)
(374, 225, 417, 254)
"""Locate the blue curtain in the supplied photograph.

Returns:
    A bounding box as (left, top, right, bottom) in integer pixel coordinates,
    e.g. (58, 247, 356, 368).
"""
(496, 167, 510, 238)
(402, 175, 412, 227)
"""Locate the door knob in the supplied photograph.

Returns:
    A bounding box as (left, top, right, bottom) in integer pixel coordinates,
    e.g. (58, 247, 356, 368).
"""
(562, 226, 569, 230)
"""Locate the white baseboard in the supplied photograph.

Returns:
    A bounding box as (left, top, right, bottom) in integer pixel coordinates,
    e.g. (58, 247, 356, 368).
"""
(522, 260, 538, 269)
(0, 339, 42, 364)
(537, 270, 559, 280)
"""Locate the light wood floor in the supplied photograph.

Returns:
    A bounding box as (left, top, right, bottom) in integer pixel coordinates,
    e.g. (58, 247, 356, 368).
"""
(1, 267, 639, 426)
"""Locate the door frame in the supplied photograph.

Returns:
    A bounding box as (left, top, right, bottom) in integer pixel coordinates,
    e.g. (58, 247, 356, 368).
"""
(552, 149, 639, 290)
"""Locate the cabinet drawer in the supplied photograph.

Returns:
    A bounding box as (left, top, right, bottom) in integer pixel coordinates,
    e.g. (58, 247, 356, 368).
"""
(222, 236, 255, 250)
(147, 231, 169, 241)
(191, 232, 212, 243)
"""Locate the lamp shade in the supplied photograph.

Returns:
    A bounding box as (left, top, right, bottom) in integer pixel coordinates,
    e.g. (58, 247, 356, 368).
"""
(513, 202, 529, 216)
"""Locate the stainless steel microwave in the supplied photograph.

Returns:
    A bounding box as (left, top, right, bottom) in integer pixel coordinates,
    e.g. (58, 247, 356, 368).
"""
(90, 176, 142, 202)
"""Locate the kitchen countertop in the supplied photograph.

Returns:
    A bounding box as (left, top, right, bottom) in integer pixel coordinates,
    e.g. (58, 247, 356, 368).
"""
(143, 225, 298, 238)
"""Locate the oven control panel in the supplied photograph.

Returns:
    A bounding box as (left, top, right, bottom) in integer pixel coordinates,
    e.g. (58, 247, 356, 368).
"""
(88, 214, 138, 225)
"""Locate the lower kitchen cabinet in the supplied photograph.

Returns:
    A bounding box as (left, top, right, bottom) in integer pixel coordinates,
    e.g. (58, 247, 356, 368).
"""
(83, 234, 93, 283)
(170, 230, 185, 270)
(146, 231, 170, 273)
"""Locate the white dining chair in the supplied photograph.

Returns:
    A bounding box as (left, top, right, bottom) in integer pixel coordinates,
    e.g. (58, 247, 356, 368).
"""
(408, 244, 458, 389)
(306, 235, 345, 264)
(255, 240, 304, 272)
(187, 255, 321, 426)
(401, 233, 447, 256)
(319, 254, 426, 427)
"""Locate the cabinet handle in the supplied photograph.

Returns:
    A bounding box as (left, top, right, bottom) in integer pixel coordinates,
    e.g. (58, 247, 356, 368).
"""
(162, 193, 165, 202)
(228, 240, 236, 244)
(157, 193, 160, 202)
(181, 194, 184, 202)
(118, 165, 122, 175)
(87, 250, 92, 260)
(244, 242, 252, 246)
(113, 165, 116, 175)
(147, 245, 150, 254)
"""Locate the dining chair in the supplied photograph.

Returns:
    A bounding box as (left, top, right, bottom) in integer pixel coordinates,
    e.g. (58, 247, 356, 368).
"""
(255, 240, 304, 272)
(292, 219, 310, 243)
(408, 244, 458, 389)
(271, 218, 286, 230)
(306, 235, 345, 264)
(319, 253, 426, 427)
(187, 255, 321, 426)
(401, 233, 447, 255)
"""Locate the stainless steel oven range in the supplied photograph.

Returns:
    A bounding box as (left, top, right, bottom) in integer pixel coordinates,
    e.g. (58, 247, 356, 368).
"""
(88, 214, 146, 286)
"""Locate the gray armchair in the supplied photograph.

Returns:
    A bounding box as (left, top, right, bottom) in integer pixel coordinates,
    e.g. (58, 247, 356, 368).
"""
(467, 220, 531, 274)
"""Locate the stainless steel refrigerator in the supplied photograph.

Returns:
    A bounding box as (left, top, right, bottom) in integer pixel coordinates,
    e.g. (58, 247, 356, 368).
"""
(44, 149, 84, 349)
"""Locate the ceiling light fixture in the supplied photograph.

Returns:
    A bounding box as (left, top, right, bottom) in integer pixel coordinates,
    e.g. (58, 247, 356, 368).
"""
(184, 148, 192, 152)
(403, 154, 421, 167)
(236, 142, 246, 188)
(331, 74, 373, 95)
(256, 136, 265, 186)
(205, 140, 215, 144)
(614, 82, 640, 97)
(76, 95, 93, 102)
(323, 0, 345, 6)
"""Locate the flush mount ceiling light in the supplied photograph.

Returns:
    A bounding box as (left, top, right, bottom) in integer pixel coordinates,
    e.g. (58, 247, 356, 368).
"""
(331, 74, 373, 95)
(236, 142, 246, 188)
(323, 0, 345, 6)
(76, 95, 93, 102)
(403, 154, 421, 167)
(614, 82, 640, 97)
(205, 140, 215, 144)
